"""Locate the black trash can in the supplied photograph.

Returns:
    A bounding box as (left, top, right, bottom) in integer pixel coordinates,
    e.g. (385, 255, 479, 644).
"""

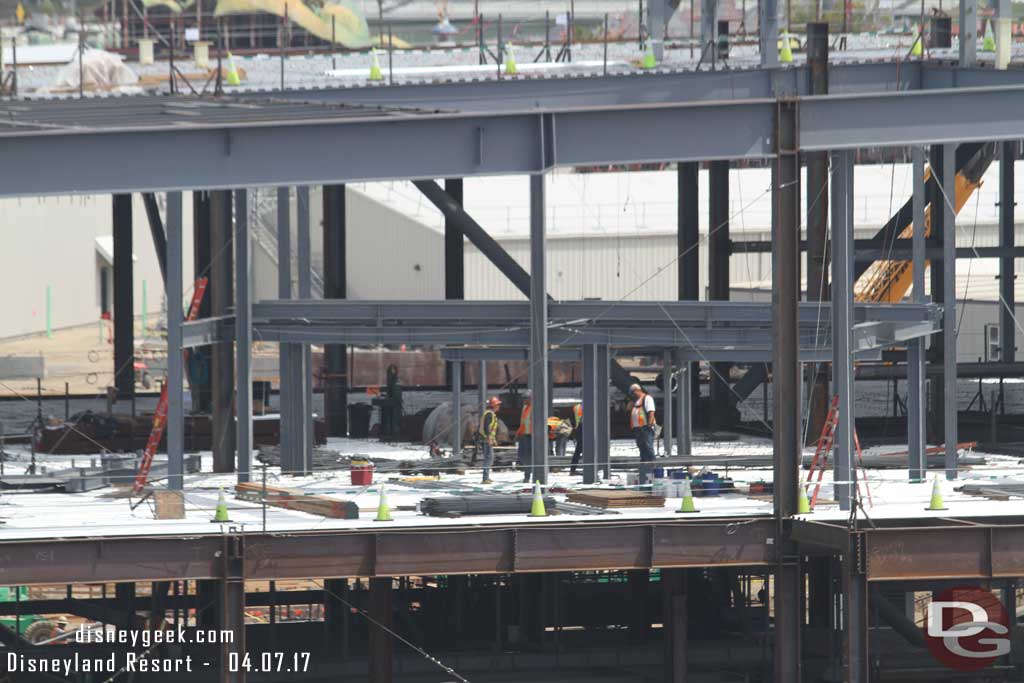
(349, 403, 373, 438)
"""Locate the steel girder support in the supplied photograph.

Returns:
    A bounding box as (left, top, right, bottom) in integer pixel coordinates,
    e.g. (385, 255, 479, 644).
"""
(675, 349, 692, 458)
(191, 191, 213, 414)
(210, 190, 236, 474)
(297, 187, 314, 465)
(663, 350, 673, 455)
(235, 190, 253, 484)
(277, 187, 299, 474)
(368, 578, 393, 683)
(452, 361, 462, 459)
(733, 240, 1024, 260)
(529, 173, 549, 485)
(908, 148, 927, 482)
(678, 162, 701, 427)
(960, 0, 977, 67)
(647, 0, 671, 61)
(113, 193, 135, 400)
(708, 160, 732, 429)
(597, 345, 611, 479)
(700, 0, 716, 65)
(772, 100, 801, 682)
(942, 145, 958, 480)
(221, 536, 246, 683)
(760, 0, 779, 67)
(831, 150, 855, 511)
(844, 561, 869, 683)
(582, 344, 599, 484)
(142, 193, 168, 284)
(323, 183, 349, 438)
(167, 192, 184, 491)
(1000, 142, 1016, 363)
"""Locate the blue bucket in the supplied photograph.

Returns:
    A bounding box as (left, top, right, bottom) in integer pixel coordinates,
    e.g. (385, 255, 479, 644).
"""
(695, 472, 721, 496)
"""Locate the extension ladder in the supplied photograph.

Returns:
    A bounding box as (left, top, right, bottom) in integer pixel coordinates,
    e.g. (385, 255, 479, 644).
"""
(804, 394, 873, 509)
(132, 278, 209, 495)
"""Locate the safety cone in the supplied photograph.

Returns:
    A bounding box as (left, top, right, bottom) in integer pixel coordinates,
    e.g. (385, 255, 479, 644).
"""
(983, 22, 996, 52)
(529, 480, 547, 517)
(369, 48, 384, 82)
(225, 52, 241, 86)
(504, 43, 517, 75)
(910, 25, 923, 57)
(779, 33, 793, 63)
(675, 478, 698, 514)
(641, 42, 656, 69)
(374, 483, 393, 522)
(213, 488, 230, 522)
(798, 484, 811, 514)
(925, 475, 948, 511)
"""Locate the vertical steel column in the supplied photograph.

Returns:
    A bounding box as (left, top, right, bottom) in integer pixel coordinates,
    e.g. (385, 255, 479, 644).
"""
(772, 100, 801, 682)
(959, 0, 976, 66)
(700, 0, 716, 63)
(323, 184, 348, 437)
(235, 190, 252, 485)
(582, 344, 598, 484)
(675, 351, 692, 457)
(805, 22, 830, 443)
(210, 190, 236, 473)
(663, 350, 673, 455)
(368, 578, 393, 683)
(529, 174, 549, 485)
(678, 162, 701, 427)
(113, 194, 135, 400)
(479, 360, 487, 416)
(1000, 142, 1016, 363)
(662, 568, 687, 683)
(760, 0, 779, 67)
(452, 361, 462, 459)
(908, 148, 927, 482)
(844, 564, 869, 682)
(709, 160, 732, 429)
(647, 0, 666, 60)
(928, 145, 946, 441)
(831, 150, 854, 511)
(191, 191, 213, 414)
(597, 345, 611, 479)
(166, 192, 184, 491)
(943, 145, 958, 479)
(445, 178, 465, 391)
(221, 574, 246, 683)
(276, 187, 298, 474)
(297, 187, 314, 469)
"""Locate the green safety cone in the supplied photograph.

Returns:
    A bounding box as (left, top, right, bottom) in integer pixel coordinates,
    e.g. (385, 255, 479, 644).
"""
(369, 48, 384, 82)
(925, 475, 948, 511)
(529, 480, 547, 517)
(374, 483, 393, 522)
(983, 22, 996, 52)
(910, 25, 923, 57)
(675, 478, 698, 514)
(225, 52, 241, 86)
(213, 488, 230, 523)
(779, 33, 793, 63)
(504, 43, 517, 75)
(798, 484, 811, 514)
(641, 42, 656, 69)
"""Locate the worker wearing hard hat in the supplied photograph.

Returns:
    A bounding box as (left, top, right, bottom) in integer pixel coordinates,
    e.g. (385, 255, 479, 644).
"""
(569, 402, 584, 476)
(629, 384, 657, 484)
(514, 393, 534, 483)
(478, 396, 501, 484)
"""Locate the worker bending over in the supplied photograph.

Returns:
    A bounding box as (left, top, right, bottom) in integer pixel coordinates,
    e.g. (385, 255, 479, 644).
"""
(629, 383, 657, 484)
(478, 396, 501, 484)
(515, 394, 534, 483)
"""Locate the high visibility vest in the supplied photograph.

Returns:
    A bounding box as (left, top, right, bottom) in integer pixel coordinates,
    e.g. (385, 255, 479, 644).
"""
(547, 416, 562, 440)
(479, 409, 498, 440)
(516, 403, 532, 437)
(630, 394, 649, 428)
(573, 403, 583, 424)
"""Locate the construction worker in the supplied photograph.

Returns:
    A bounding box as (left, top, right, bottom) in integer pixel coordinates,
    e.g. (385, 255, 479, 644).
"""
(478, 396, 501, 484)
(569, 402, 584, 476)
(629, 383, 657, 484)
(514, 393, 533, 483)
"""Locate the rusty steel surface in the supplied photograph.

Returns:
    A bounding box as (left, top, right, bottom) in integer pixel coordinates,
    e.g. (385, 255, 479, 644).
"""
(864, 525, 1024, 581)
(0, 518, 776, 586)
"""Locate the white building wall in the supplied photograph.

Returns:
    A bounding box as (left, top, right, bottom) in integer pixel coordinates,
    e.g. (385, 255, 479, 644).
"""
(0, 194, 193, 339)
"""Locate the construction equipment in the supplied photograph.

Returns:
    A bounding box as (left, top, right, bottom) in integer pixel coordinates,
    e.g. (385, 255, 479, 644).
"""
(131, 277, 208, 496)
(804, 394, 873, 509)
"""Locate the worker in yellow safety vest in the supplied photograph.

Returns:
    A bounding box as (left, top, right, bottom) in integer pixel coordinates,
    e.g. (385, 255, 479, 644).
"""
(569, 402, 584, 476)
(629, 384, 657, 484)
(514, 394, 534, 482)
(478, 396, 501, 484)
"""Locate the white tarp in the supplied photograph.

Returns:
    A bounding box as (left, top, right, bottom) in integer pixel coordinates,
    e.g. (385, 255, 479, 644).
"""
(53, 48, 139, 90)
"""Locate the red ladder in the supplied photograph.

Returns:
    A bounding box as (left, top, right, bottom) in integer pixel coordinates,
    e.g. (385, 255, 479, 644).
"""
(804, 394, 873, 509)
(132, 278, 209, 495)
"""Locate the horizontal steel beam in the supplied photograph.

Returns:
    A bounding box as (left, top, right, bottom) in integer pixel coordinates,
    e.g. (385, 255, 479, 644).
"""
(732, 239, 1024, 260)
(864, 524, 1024, 580)
(182, 315, 235, 348)
(855, 360, 1024, 380)
(0, 519, 775, 585)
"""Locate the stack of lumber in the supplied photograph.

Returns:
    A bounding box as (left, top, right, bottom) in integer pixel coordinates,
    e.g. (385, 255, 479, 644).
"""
(235, 482, 359, 519)
(566, 489, 666, 509)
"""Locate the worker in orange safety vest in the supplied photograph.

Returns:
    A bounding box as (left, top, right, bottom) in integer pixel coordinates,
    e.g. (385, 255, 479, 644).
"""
(629, 383, 657, 484)
(514, 393, 534, 482)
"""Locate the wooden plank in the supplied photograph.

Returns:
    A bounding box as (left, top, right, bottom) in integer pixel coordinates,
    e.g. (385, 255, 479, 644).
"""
(234, 483, 358, 519)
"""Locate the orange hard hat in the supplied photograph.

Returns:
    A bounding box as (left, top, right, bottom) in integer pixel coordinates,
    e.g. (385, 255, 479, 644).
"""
(488, 396, 502, 408)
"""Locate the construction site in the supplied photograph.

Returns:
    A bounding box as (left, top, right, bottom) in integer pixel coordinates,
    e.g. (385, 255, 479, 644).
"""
(5, 0, 1024, 680)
